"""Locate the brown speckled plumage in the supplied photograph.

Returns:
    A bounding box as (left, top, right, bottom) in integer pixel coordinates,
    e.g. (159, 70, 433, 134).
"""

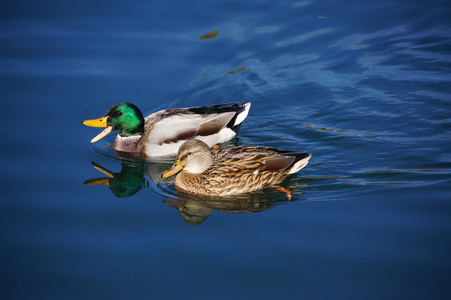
(163, 139, 311, 197)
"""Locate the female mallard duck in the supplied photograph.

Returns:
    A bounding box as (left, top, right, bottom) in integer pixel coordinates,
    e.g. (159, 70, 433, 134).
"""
(82, 102, 251, 158)
(162, 139, 311, 197)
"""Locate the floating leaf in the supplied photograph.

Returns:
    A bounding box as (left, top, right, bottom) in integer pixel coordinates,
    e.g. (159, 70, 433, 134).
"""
(224, 67, 247, 75)
(199, 29, 220, 40)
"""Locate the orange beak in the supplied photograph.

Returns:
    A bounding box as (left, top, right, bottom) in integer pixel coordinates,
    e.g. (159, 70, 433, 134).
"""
(84, 178, 111, 187)
(82, 116, 113, 143)
(83, 162, 115, 186)
(162, 159, 184, 178)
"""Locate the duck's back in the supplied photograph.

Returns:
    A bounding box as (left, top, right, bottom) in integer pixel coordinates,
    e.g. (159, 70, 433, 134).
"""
(140, 103, 250, 157)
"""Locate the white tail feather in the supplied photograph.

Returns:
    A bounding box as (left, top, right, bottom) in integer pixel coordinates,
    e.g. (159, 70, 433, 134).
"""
(289, 154, 312, 174)
(234, 102, 251, 126)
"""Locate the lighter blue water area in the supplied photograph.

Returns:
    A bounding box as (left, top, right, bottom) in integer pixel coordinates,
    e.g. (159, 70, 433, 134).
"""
(2, 0, 451, 299)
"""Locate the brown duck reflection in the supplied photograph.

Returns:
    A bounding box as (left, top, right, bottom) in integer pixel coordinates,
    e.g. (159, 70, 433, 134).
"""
(163, 192, 297, 226)
(85, 161, 304, 226)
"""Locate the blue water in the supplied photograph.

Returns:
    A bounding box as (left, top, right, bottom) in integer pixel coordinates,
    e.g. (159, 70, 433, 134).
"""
(2, 0, 451, 299)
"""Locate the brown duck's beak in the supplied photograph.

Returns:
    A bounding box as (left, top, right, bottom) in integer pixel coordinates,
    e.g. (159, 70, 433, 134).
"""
(163, 200, 184, 210)
(162, 160, 184, 178)
(82, 116, 113, 144)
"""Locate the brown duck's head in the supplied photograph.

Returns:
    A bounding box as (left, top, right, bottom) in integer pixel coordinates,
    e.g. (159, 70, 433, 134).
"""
(162, 139, 214, 178)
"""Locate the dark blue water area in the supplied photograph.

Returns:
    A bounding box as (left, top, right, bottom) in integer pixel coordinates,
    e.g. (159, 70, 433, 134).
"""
(2, 0, 451, 299)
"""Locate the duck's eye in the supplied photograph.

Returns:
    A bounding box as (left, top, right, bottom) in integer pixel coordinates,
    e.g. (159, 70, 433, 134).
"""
(114, 111, 123, 117)
(187, 152, 192, 156)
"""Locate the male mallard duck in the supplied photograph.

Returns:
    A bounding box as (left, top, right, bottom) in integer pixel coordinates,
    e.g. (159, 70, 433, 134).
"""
(162, 139, 311, 197)
(82, 102, 251, 158)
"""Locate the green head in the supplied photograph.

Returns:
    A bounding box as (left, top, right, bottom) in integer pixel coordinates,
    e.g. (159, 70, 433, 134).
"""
(106, 102, 145, 136)
(84, 162, 145, 198)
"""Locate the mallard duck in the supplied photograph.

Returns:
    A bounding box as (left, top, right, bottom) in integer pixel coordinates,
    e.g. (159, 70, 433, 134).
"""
(82, 102, 251, 158)
(162, 139, 311, 197)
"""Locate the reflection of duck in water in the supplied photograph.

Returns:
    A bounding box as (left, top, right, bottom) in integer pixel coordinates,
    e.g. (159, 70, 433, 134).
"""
(82, 102, 251, 159)
(85, 161, 174, 197)
(84, 162, 146, 198)
(164, 193, 296, 226)
(84, 157, 307, 225)
(162, 139, 311, 199)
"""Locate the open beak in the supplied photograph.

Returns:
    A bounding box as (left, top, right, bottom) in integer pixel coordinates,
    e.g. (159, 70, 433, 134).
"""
(84, 162, 114, 186)
(82, 116, 113, 143)
(162, 159, 184, 178)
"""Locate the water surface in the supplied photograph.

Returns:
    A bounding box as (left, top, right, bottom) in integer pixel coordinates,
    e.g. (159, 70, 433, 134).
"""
(2, 0, 451, 299)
